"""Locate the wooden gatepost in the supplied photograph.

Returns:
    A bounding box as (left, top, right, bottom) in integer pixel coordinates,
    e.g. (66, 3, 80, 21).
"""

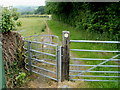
(61, 31, 70, 81)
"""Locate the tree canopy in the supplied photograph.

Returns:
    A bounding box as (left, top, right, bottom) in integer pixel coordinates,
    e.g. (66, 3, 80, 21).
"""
(45, 2, 120, 40)
(34, 6, 45, 14)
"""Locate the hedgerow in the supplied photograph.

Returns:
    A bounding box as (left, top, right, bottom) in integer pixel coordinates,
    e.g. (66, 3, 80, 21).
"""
(45, 2, 120, 40)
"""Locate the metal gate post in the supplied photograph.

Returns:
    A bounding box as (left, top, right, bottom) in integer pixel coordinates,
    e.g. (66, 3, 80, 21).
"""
(60, 46, 62, 82)
(0, 42, 6, 89)
(61, 31, 70, 81)
(27, 41, 32, 74)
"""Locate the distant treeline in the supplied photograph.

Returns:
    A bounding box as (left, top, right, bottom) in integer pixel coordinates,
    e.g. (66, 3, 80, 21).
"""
(21, 6, 45, 15)
(45, 2, 120, 40)
(22, 14, 51, 18)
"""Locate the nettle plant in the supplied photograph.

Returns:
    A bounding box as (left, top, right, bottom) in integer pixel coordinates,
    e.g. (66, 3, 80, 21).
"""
(1, 7, 21, 33)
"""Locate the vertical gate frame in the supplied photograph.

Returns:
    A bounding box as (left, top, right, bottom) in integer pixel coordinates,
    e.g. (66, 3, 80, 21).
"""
(56, 46, 59, 81)
(27, 41, 32, 74)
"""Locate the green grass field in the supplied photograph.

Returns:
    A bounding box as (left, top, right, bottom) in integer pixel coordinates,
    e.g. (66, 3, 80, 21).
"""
(17, 17, 48, 37)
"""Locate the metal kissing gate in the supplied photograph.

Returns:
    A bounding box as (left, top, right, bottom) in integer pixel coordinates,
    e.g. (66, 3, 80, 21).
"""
(24, 35, 60, 81)
(24, 31, 120, 82)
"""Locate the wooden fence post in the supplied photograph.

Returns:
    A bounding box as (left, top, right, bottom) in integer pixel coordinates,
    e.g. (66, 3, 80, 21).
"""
(61, 31, 70, 81)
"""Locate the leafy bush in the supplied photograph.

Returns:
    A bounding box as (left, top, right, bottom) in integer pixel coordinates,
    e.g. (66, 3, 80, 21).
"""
(1, 7, 21, 33)
(15, 72, 27, 86)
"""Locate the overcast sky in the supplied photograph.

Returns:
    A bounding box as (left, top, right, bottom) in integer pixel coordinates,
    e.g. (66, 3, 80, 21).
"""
(0, 0, 46, 7)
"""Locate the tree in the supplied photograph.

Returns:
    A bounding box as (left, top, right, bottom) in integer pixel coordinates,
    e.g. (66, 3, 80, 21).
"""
(34, 6, 45, 14)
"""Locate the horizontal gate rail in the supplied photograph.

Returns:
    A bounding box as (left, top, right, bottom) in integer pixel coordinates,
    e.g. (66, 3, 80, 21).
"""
(32, 58, 54, 61)
(25, 63, 56, 74)
(69, 75, 120, 78)
(70, 64, 120, 67)
(24, 40, 57, 47)
(24, 47, 55, 50)
(70, 49, 120, 53)
(71, 58, 119, 61)
(69, 70, 120, 73)
(34, 58, 54, 61)
(31, 65, 56, 74)
(70, 79, 118, 82)
(32, 58, 56, 66)
(70, 40, 120, 43)
(38, 48, 55, 50)
(24, 34, 59, 39)
(30, 49, 56, 57)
